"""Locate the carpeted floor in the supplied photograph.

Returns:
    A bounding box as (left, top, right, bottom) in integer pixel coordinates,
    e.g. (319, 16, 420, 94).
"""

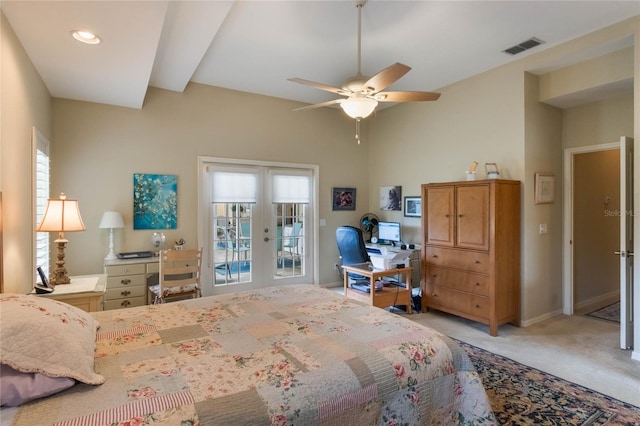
(459, 340, 640, 425)
(586, 301, 621, 323)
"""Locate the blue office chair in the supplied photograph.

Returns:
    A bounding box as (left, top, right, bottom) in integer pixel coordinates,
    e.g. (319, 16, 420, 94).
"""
(336, 226, 371, 283)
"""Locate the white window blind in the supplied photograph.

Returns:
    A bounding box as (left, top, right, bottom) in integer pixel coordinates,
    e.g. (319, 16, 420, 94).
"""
(211, 171, 257, 203)
(35, 133, 50, 277)
(272, 173, 310, 204)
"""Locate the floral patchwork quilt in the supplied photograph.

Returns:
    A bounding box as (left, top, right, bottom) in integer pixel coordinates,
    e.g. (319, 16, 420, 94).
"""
(8, 284, 495, 425)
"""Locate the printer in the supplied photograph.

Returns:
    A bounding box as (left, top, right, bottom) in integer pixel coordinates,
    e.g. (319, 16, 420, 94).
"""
(366, 245, 411, 270)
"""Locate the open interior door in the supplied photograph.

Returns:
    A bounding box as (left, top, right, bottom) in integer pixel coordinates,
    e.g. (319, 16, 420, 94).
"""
(619, 136, 634, 350)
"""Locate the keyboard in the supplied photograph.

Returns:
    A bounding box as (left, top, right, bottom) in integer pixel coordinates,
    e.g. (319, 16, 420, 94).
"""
(117, 251, 153, 259)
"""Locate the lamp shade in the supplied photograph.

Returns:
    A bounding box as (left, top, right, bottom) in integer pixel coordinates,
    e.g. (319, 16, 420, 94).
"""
(36, 193, 86, 235)
(99, 211, 124, 229)
(340, 95, 378, 119)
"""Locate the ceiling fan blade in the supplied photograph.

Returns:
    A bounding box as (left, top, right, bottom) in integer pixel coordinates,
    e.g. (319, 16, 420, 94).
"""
(288, 78, 348, 95)
(293, 99, 343, 112)
(375, 91, 441, 102)
(360, 63, 411, 94)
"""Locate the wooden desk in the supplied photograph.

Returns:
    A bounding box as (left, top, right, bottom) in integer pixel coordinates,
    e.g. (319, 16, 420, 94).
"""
(35, 274, 106, 312)
(341, 263, 413, 313)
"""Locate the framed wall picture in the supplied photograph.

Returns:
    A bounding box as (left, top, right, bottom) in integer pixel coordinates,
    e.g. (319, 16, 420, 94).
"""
(133, 173, 178, 229)
(404, 196, 421, 217)
(534, 173, 555, 204)
(332, 187, 356, 211)
(380, 185, 402, 211)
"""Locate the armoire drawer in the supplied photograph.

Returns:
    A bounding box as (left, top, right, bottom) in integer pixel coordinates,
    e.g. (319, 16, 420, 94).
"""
(424, 246, 490, 274)
(425, 266, 489, 296)
(424, 285, 490, 319)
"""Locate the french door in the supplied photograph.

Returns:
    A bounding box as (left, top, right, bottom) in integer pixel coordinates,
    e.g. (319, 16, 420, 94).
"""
(198, 158, 317, 295)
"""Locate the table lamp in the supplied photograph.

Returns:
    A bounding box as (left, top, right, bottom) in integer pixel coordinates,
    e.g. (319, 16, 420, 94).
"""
(99, 211, 124, 261)
(36, 193, 86, 285)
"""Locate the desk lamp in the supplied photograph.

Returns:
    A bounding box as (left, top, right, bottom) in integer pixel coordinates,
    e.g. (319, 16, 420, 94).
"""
(36, 193, 86, 285)
(99, 211, 124, 261)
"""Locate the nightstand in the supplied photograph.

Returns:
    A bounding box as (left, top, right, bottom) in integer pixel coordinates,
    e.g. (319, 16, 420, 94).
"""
(34, 274, 106, 312)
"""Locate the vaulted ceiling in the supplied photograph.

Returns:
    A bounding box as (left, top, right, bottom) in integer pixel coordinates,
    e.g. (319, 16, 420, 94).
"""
(2, 1, 638, 109)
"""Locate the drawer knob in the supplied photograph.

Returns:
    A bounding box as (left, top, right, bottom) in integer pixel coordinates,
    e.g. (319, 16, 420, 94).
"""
(475, 304, 480, 308)
(432, 254, 438, 258)
(121, 279, 131, 285)
(124, 268, 129, 272)
(432, 274, 438, 278)
(475, 282, 480, 286)
(474, 260, 481, 264)
(121, 300, 131, 307)
(431, 293, 437, 297)
(121, 290, 131, 296)
(458, 214, 464, 218)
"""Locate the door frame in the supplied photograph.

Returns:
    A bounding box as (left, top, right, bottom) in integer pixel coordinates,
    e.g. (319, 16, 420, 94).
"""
(563, 141, 620, 315)
(197, 156, 320, 293)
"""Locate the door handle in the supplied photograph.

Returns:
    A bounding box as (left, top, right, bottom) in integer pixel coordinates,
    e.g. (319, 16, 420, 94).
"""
(614, 251, 624, 256)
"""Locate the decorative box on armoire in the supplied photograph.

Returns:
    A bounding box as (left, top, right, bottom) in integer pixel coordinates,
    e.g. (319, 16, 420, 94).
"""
(421, 179, 521, 336)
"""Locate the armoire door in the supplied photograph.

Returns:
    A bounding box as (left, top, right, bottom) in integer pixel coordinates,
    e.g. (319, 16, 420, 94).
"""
(424, 186, 454, 247)
(455, 184, 490, 251)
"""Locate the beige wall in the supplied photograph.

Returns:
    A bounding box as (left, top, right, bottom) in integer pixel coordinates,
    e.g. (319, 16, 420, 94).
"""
(52, 84, 370, 285)
(563, 95, 634, 148)
(1, 12, 52, 293)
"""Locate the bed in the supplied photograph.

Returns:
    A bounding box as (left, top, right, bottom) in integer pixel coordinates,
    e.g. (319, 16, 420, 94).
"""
(1, 284, 495, 425)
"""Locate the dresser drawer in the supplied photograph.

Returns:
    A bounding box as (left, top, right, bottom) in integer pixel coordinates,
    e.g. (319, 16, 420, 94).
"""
(425, 266, 489, 296)
(106, 284, 147, 300)
(425, 285, 490, 319)
(107, 274, 147, 289)
(105, 263, 146, 276)
(424, 246, 490, 274)
(104, 296, 146, 310)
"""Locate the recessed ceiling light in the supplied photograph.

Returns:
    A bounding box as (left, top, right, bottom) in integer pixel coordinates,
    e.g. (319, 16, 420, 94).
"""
(70, 30, 101, 45)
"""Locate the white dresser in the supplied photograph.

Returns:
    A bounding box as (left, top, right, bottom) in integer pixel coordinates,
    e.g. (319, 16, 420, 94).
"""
(103, 257, 159, 310)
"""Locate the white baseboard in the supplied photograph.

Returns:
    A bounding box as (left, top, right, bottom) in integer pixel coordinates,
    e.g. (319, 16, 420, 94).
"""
(520, 308, 565, 328)
(574, 290, 619, 312)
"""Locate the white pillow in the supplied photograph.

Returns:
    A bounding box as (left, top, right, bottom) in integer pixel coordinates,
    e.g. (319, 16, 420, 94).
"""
(0, 294, 104, 386)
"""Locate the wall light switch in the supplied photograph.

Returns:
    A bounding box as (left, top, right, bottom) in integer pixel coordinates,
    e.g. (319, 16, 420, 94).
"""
(539, 224, 548, 234)
(320, 219, 326, 227)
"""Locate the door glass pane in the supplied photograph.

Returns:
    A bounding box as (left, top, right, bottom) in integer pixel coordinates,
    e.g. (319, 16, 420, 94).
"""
(212, 202, 252, 285)
(274, 203, 305, 278)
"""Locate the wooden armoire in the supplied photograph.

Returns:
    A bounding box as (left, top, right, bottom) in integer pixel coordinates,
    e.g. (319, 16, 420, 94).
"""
(421, 179, 521, 336)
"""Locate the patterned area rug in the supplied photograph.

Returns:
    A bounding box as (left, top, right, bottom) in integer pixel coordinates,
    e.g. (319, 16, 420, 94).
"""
(586, 301, 621, 323)
(458, 340, 640, 425)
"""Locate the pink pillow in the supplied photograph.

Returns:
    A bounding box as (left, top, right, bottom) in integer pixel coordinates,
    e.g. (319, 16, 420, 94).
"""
(0, 363, 75, 406)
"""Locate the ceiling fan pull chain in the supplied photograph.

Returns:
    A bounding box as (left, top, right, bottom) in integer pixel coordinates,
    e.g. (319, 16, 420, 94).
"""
(355, 118, 361, 144)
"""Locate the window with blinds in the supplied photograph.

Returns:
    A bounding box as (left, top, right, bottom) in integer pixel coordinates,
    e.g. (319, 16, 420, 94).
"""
(35, 132, 50, 279)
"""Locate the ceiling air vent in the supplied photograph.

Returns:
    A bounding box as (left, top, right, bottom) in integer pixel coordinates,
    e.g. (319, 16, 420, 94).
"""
(503, 37, 545, 55)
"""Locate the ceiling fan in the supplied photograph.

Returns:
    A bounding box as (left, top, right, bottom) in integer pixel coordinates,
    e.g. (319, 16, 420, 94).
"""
(288, 0, 440, 142)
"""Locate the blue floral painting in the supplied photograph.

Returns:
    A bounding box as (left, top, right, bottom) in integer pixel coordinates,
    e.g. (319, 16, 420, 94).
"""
(133, 173, 177, 230)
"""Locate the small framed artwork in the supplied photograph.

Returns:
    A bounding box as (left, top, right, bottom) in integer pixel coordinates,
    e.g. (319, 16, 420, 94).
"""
(404, 196, 421, 217)
(332, 187, 356, 211)
(380, 185, 402, 211)
(534, 173, 555, 204)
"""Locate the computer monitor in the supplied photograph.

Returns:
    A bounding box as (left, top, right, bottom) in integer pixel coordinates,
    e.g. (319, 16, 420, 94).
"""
(378, 221, 401, 245)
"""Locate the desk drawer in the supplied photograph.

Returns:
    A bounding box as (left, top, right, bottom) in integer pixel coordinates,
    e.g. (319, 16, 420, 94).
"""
(105, 263, 146, 276)
(104, 296, 146, 310)
(424, 246, 490, 274)
(106, 284, 146, 300)
(107, 274, 147, 289)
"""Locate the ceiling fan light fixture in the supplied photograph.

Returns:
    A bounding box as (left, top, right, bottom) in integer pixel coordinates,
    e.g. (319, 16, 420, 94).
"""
(71, 30, 101, 45)
(340, 96, 378, 119)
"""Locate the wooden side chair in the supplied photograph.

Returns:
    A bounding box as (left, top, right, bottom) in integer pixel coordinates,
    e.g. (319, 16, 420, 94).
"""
(148, 248, 202, 304)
